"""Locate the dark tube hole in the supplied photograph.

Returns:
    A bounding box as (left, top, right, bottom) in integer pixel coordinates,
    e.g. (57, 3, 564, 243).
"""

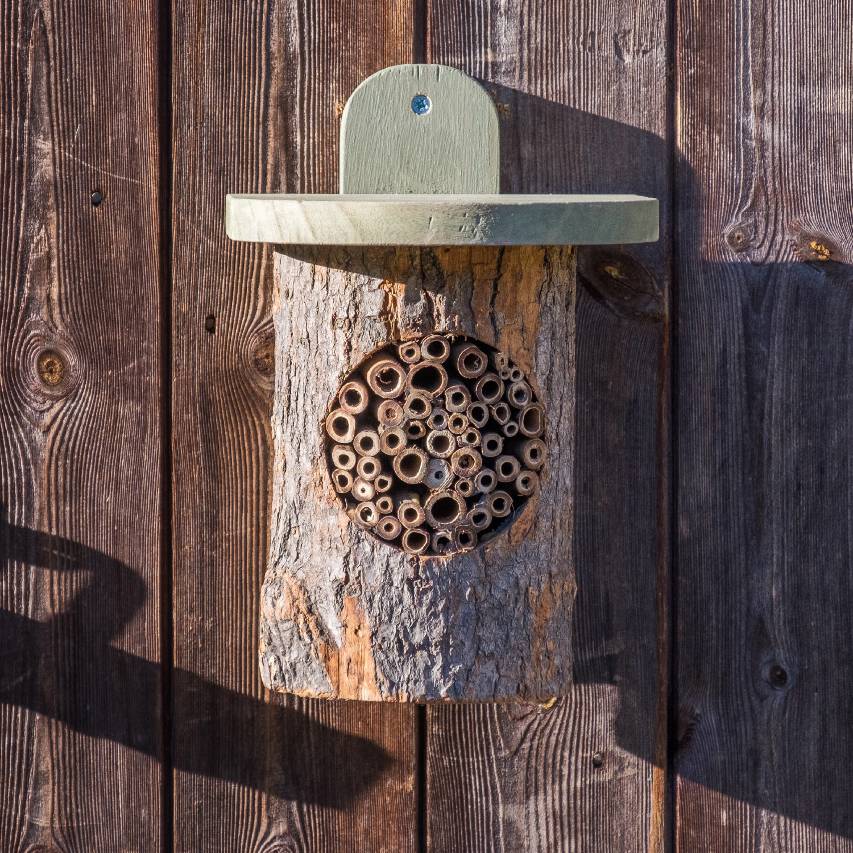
(399, 454, 421, 477)
(472, 511, 487, 526)
(432, 435, 450, 453)
(462, 353, 482, 372)
(377, 366, 401, 392)
(344, 389, 361, 406)
(411, 364, 442, 393)
(432, 496, 459, 524)
(407, 531, 428, 549)
(482, 380, 499, 399)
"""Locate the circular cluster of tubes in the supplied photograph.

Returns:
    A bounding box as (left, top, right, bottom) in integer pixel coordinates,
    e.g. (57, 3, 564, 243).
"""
(324, 333, 546, 557)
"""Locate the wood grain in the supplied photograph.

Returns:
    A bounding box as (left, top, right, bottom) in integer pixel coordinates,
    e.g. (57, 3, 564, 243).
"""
(170, 1, 418, 850)
(424, 0, 672, 849)
(263, 245, 575, 701)
(0, 1, 163, 850)
(674, 0, 853, 849)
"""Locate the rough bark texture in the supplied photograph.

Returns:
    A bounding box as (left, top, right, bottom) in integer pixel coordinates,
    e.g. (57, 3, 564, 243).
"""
(261, 245, 576, 701)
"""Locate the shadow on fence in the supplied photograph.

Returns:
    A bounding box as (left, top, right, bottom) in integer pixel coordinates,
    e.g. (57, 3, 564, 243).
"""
(0, 505, 390, 809)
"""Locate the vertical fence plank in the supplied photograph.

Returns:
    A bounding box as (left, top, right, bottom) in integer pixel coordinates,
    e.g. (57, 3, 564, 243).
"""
(0, 1, 163, 850)
(674, 0, 853, 849)
(424, 2, 672, 850)
(170, 2, 418, 850)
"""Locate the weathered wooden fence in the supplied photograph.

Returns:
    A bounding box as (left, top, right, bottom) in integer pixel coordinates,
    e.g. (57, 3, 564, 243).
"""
(1, 0, 851, 850)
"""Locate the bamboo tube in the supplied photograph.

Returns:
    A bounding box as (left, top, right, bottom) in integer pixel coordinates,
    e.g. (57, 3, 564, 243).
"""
(509, 366, 523, 383)
(480, 432, 504, 458)
(453, 343, 488, 379)
(424, 491, 466, 528)
(425, 457, 453, 490)
(376, 515, 402, 541)
(401, 527, 430, 556)
(375, 399, 405, 427)
(407, 361, 448, 397)
(467, 504, 492, 531)
(397, 497, 426, 529)
(338, 379, 370, 414)
(488, 490, 513, 519)
(352, 477, 376, 501)
(492, 351, 509, 371)
(425, 429, 456, 460)
(325, 408, 356, 443)
(444, 384, 471, 413)
(353, 428, 381, 457)
(502, 421, 519, 438)
(519, 438, 546, 470)
(363, 354, 407, 398)
(427, 407, 448, 431)
(420, 334, 451, 363)
(353, 501, 378, 528)
(450, 447, 482, 478)
(403, 391, 432, 420)
(375, 494, 395, 515)
(379, 427, 407, 456)
(507, 381, 532, 409)
(466, 402, 489, 428)
(498, 366, 512, 381)
(515, 470, 540, 496)
(431, 529, 455, 555)
(447, 412, 468, 435)
(490, 402, 511, 425)
(495, 454, 521, 483)
(518, 404, 545, 438)
(455, 478, 475, 498)
(454, 524, 477, 551)
(331, 444, 357, 470)
(474, 372, 504, 404)
(393, 447, 429, 484)
(356, 455, 382, 481)
(405, 420, 427, 440)
(398, 340, 422, 364)
(474, 468, 497, 494)
(458, 427, 481, 448)
(374, 473, 393, 494)
(332, 469, 354, 494)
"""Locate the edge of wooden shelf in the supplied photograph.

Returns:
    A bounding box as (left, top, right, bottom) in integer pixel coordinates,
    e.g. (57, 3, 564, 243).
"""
(224, 193, 659, 246)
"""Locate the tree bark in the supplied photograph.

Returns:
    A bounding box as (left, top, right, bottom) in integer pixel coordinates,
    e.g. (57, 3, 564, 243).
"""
(261, 246, 576, 701)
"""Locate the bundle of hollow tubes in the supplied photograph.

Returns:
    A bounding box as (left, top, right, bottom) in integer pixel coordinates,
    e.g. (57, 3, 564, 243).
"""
(324, 333, 546, 557)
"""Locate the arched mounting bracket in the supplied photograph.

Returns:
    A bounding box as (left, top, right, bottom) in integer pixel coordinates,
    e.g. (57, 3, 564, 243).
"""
(225, 64, 659, 246)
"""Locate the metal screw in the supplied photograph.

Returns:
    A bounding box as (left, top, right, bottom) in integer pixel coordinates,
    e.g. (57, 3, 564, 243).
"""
(411, 94, 431, 115)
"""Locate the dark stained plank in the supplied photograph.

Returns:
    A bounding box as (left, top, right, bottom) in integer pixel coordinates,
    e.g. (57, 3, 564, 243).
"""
(0, 1, 163, 851)
(674, 0, 853, 849)
(424, 2, 672, 849)
(170, 2, 418, 850)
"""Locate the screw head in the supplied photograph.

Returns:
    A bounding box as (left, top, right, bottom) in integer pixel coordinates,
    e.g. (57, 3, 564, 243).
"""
(411, 94, 431, 115)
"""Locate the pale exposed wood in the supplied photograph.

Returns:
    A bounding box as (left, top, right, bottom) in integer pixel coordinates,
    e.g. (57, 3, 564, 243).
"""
(424, 0, 671, 848)
(170, 0, 418, 849)
(341, 63, 499, 193)
(262, 245, 575, 701)
(0, 1, 162, 850)
(674, 0, 853, 848)
(226, 193, 659, 246)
